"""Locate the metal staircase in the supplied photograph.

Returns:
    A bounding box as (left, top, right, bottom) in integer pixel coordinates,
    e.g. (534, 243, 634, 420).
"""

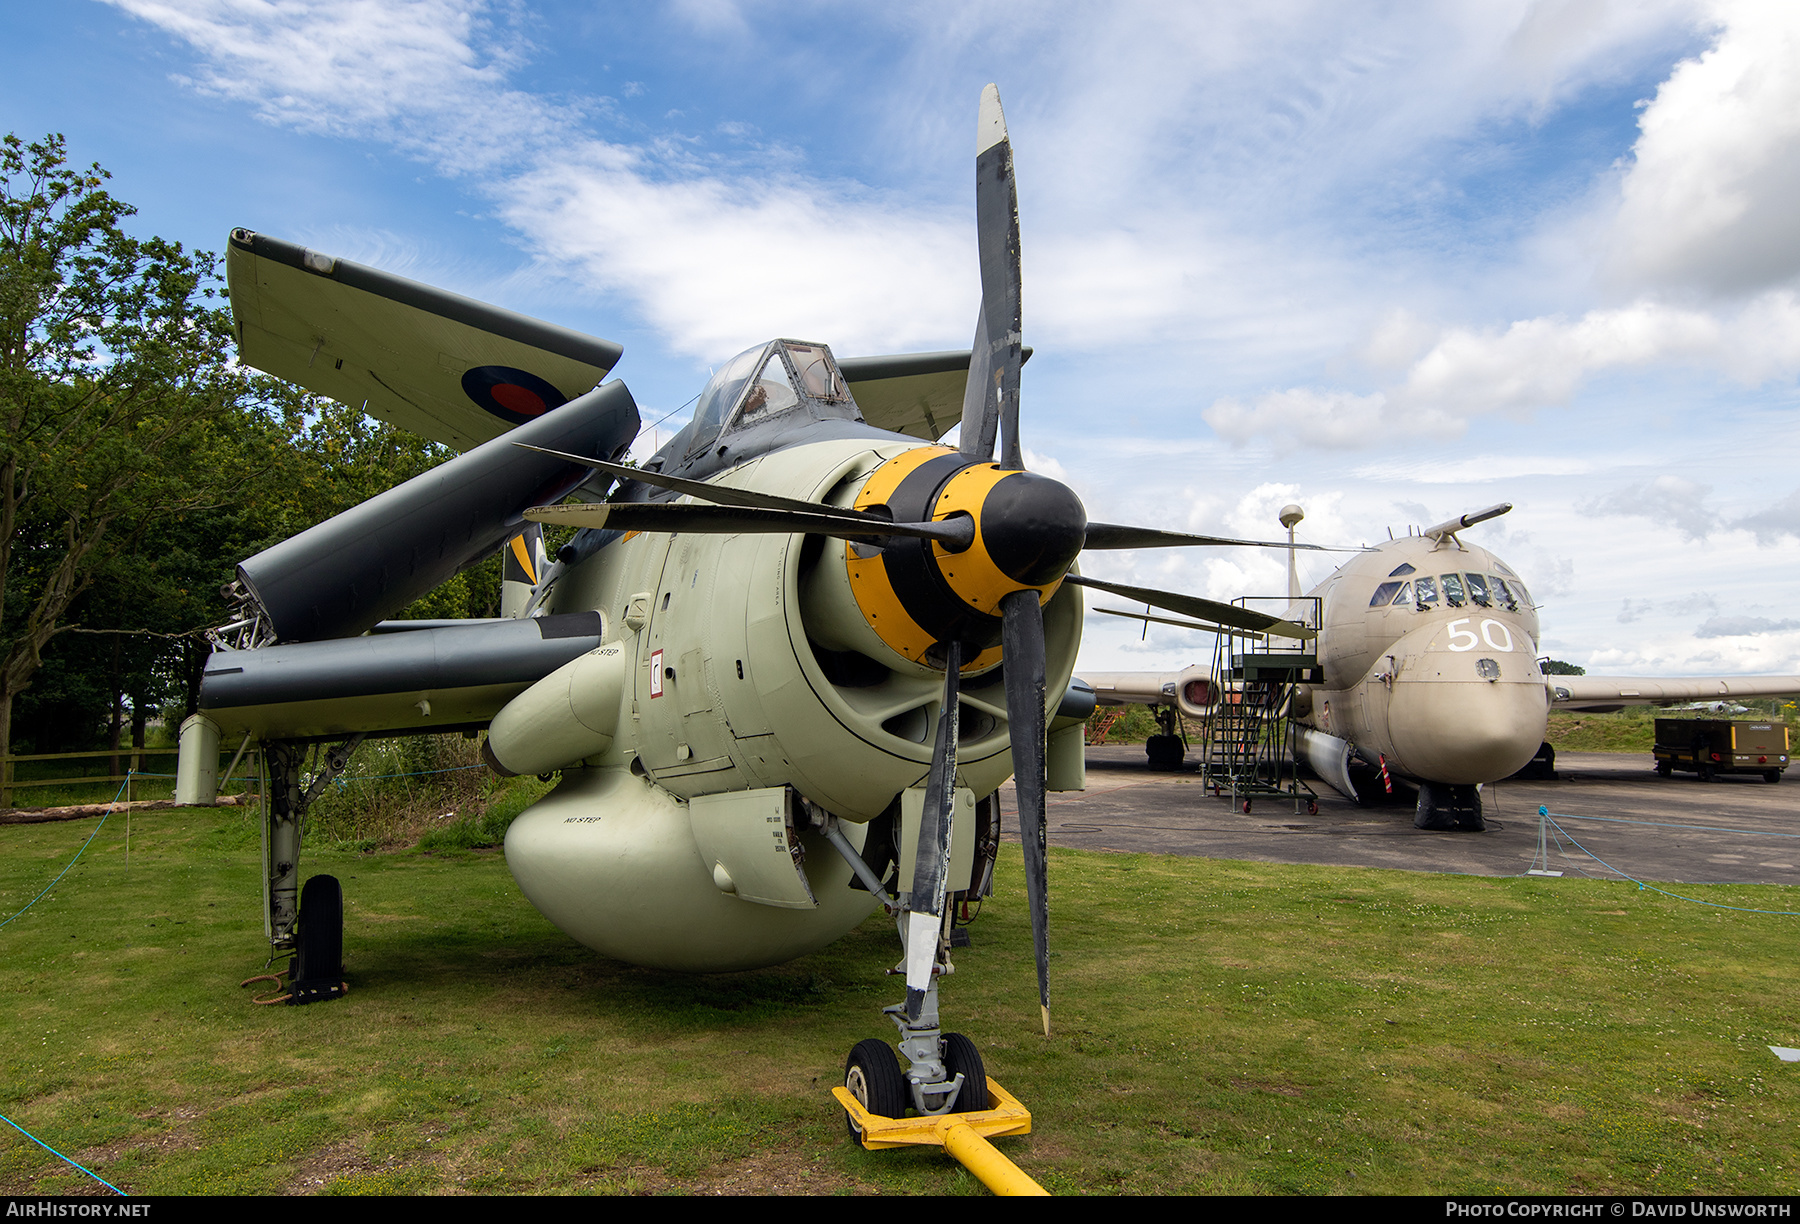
(1200, 597, 1323, 814)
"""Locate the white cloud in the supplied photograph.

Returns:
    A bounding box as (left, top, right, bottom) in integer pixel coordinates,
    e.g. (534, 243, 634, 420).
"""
(1585, 474, 1718, 540)
(499, 156, 971, 360)
(1697, 615, 1800, 637)
(1203, 388, 1388, 450)
(1604, 0, 1800, 295)
(1735, 487, 1800, 544)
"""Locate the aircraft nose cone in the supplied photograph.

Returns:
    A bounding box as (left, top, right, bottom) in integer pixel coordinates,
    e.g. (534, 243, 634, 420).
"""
(979, 471, 1087, 587)
(1386, 675, 1548, 784)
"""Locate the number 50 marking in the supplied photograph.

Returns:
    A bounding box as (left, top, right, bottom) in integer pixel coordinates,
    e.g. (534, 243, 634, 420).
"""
(1447, 618, 1514, 652)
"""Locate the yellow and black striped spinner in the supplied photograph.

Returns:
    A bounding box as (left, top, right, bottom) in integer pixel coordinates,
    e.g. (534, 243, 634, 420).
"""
(844, 447, 1080, 671)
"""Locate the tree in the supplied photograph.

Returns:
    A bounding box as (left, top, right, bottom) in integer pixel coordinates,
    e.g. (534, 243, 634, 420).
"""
(1541, 660, 1586, 676)
(0, 132, 269, 783)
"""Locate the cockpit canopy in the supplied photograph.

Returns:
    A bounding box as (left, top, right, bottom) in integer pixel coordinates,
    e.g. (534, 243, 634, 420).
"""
(686, 339, 854, 458)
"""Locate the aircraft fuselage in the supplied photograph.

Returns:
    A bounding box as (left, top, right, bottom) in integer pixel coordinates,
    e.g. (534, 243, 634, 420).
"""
(1296, 532, 1546, 787)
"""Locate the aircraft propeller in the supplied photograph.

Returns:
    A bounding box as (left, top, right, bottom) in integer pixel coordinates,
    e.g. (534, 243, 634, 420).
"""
(520, 85, 1324, 1039)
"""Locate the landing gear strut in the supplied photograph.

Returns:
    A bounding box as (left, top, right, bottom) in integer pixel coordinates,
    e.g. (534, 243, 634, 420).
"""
(1145, 706, 1185, 770)
(834, 883, 997, 1122)
(260, 736, 362, 1002)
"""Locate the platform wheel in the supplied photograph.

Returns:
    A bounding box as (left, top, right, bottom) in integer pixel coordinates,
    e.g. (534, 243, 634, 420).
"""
(1241, 799, 1252, 814)
(1307, 800, 1319, 816)
(844, 1039, 907, 1140)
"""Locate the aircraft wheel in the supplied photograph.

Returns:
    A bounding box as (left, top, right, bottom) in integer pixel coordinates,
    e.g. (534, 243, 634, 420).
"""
(940, 1032, 989, 1112)
(844, 1039, 906, 1139)
(1145, 734, 1185, 770)
(291, 874, 345, 1003)
(1657, 762, 1673, 778)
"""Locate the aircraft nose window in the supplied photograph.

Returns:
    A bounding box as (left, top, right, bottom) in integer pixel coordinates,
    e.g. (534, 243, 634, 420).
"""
(1388, 562, 1416, 577)
(1440, 573, 1466, 607)
(1413, 576, 1438, 609)
(1392, 582, 1412, 606)
(1369, 581, 1404, 607)
(1490, 575, 1519, 610)
(1465, 573, 1491, 607)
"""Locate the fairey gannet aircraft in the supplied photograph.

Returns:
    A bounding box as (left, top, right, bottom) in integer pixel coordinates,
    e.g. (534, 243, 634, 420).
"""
(174, 86, 1324, 1128)
(1081, 504, 1800, 830)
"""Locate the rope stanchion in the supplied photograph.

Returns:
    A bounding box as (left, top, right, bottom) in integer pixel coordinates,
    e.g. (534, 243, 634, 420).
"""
(1533, 805, 1800, 916)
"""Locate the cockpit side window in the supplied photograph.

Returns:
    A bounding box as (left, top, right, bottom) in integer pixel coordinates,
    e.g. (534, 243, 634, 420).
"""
(1490, 576, 1519, 610)
(787, 343, 848, 401)
(1414, 576, 1438, 608)
(1465, 573, 1491, 607)
(688, 344, 767, 454)
(1440, 573, 1466, 607)
(1388, 562, 1416, 577)
(735, 350, 801, 426)
(1369, 581, 1403, 607)
(1392, 582, 1412, 606)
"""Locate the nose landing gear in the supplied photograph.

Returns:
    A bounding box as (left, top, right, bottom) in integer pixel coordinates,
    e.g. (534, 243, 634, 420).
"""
(834, 911, 1042, 1194)
(1414, 780, 1486, 831)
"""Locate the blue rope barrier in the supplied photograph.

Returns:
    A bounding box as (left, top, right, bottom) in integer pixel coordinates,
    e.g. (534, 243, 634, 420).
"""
(1537, 806, 1800, 916)
(0, 776, 128, 931)
(1542, 811, 1800, 839)
(1, 1110, 127, 1196)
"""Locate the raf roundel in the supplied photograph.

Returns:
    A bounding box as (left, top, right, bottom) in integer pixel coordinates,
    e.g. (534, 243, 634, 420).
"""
(462, 365, 569, 425)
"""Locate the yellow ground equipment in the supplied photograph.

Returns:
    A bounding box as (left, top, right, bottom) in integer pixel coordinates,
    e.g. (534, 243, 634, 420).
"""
(832, 1077, 1047, 1195)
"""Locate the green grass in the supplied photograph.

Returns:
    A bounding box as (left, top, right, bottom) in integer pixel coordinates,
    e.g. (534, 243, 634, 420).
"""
(4, 803, 1799, 1195)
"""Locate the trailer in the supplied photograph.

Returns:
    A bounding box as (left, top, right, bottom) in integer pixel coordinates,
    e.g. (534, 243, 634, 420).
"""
(1653, 718, 1790, 783)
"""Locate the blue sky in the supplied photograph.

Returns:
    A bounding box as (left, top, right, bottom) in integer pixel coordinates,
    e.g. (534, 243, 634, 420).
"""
(8, 0, 1800, 675)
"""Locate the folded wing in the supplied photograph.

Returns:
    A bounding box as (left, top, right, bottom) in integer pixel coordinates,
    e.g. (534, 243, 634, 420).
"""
(227, 229, 623, 451)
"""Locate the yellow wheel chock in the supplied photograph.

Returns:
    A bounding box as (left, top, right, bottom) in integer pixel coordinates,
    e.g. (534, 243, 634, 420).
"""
(832, 1077, 1048, 1196)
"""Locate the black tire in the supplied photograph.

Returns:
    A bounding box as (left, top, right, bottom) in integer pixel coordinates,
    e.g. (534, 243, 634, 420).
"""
(1241, 799, 1252, 814)
(941, 1032, 989, 1112)
(1766, 770, 1782, 784)
(1657, 761, 1673, 778)
(1145, 734, 1185, 770)
(293, 874, 344, 996)
(1698, 764, 1715, 782)
(844, 1039, 906, 1138)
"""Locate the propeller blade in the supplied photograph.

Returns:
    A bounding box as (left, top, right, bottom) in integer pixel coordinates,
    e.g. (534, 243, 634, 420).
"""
(1094, 606, 1265, 639)
(1000, 589, 1051, 1037)
(972, 84, 1023, 471)
(525, 501, 975, 548)
(1064, 574, 1316, 640)
(957, 303, 998, 461)
(1082, 523, 1334, 552)
(514, 444, 901, 525)
(904, 638, 962, 1021)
